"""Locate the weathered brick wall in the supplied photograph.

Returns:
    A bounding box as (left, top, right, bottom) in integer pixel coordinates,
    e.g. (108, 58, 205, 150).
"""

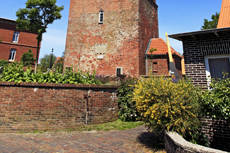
(147, 58, 168, 75)
(64, 0, 158, 77)
(139, 0, 159, 75)
(183, 31, 230, 88)
(0, 18, 39, 62)
(200, 117, 230, 152)
(147, 55, 182, 77)
(0, 82, 119, 133)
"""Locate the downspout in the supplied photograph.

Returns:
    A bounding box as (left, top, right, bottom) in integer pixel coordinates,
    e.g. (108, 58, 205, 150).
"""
(84, 90, 91, 125)
(145, 38, 152, 76)
(146, 54, 148, 75)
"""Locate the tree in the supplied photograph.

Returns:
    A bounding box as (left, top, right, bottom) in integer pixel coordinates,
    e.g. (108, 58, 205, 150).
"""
(20, 49, 36, 66)
(39, 54, 56, 72)
(16, 0, 64, 73)
(53, 57, 64, 73)
(201, 12, 219, 30)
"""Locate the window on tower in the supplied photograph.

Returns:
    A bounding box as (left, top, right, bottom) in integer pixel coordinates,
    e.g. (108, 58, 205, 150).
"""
(99, 11, 104, 24)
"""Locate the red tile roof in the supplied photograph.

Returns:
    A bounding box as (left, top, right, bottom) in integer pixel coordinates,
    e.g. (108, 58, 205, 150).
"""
(146, 38, 182, 57)
(217, 0, 230, 28)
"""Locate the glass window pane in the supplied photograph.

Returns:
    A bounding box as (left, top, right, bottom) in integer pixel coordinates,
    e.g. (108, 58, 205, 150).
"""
(209, 58, 230, 79)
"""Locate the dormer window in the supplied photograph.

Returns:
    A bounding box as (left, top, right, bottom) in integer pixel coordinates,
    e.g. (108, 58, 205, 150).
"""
(99, 11, 104, 24)
(12, 31, 19, 43)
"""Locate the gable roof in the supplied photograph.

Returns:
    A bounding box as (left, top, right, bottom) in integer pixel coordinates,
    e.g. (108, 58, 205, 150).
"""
(217, 0, 230, 28)
(145, 38, 182, 57)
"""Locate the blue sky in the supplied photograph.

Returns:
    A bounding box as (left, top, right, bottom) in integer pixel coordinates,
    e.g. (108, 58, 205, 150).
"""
(0, 0, 222, 60)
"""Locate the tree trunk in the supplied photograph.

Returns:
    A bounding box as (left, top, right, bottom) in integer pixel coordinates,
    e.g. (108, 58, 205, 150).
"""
(35, 39, 40, 74)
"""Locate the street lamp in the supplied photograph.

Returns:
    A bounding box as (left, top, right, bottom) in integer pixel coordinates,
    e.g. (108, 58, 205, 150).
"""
(50, 48, 54, 69)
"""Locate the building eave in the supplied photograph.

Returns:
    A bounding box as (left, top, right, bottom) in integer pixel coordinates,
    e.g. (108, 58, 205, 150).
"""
(168, 27, 230, 41)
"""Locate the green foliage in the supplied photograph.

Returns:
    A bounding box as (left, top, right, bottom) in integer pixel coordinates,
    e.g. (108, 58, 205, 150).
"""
(0, 60, 8, 67)
(39, 54, 57, 72)
(16, 0, 64, 72)
(53, 57, 64, 73)
(72, 119, 144, 132)
(133, 76, 201, 137)
(199, 74, 230, 119)
(117, 77, 139, 121)
(0, 62, 101, 85)
(16, 0, 64, 41)
(186, 128, 210, 147)
(201, 12, 219, 30)
(20, 49, 36, 66)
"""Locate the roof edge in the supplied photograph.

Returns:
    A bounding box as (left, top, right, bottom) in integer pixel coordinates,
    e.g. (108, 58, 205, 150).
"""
(168, 27, 230, 41)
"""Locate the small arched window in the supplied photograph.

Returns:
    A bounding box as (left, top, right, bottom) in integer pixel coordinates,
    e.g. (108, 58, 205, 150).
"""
(99, 11, 104, 23)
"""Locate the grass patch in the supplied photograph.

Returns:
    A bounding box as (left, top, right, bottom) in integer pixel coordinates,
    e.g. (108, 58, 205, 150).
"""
(18, 120, 144, 134)
(71, 119, 144, 132)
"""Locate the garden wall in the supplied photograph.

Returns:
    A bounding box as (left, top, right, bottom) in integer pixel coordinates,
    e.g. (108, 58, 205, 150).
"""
(164, 131, 227, 153)
(165, 117, 230, 152)
(200, 117, 230, 152)
(0, 81, 119, 133)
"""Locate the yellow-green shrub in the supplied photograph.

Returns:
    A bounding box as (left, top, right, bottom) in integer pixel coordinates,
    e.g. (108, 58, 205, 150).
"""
(133, 76, 200, 136)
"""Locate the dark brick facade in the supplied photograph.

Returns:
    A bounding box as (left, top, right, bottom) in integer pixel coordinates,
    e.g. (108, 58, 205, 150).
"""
(177, 30, 230, 88)
(0, 82, 119, 133)
(200, 117, 230, 152)
(64, 0, 159, 77)
(0, 18, 40, 62)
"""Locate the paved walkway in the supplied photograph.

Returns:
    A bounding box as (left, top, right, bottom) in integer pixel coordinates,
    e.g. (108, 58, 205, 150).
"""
(0, 126, 165, 153)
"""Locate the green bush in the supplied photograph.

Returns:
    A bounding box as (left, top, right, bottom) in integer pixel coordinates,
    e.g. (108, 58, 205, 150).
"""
(20, 49, 36, 66)
(117, 77, 139, 121)
(0, 62, 102, 85)
(0, 60, 8, 67)
(199, 74, 230, 119)
(133, 76, 201, 137)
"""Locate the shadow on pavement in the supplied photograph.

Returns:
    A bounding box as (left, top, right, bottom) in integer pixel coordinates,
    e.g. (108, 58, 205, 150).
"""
(137, 131, 165, 151)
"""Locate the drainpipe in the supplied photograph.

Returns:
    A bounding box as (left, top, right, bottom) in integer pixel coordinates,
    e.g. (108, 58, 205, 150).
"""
(84, 90, 91, 125)
(146, 54, 148, 75)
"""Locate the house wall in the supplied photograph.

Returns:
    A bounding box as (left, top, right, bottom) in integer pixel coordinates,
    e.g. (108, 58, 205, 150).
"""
(147, 55, 182, 77)
(147, 57, 168, 75)
(0, 82, 119, 133)
(0, 18, 39, 62)
(182, 31, 230, 88)
(64, 0, 158, 77)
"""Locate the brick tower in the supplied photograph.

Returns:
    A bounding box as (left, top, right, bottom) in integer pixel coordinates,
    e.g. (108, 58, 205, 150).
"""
(64, 0, 159, 77)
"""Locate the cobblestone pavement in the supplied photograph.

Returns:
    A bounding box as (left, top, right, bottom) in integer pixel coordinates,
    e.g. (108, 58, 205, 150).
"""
(0, 126, 165, 153)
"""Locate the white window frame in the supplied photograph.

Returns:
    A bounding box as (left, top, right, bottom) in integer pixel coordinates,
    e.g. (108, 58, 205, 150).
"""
(116, 67, 123, 76)
(12, 31, 19, 43)
(9, 49, 16, 61)
(98, 11, 104, 23)
(204, 54, 230, 88)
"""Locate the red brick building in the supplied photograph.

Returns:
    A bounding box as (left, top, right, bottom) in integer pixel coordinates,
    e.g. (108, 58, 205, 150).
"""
(0, 17, 40, 63)
(145, 38, 183, 77)
(64, 0, 159, 77)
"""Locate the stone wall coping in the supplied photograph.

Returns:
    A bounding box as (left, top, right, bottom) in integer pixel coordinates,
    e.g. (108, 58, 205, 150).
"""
(165, 131, 227, 153)
(0, 81, 119, 89)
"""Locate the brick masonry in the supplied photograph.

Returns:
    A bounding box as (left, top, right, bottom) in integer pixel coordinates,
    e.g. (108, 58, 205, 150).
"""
(200, 117, 230, 152)
(64, 0, 159, 77)
(147, 54, 182, 77)
(0, 82, 119, 133)
(0, 18, 40, 62)
(182, 31, 230, 88)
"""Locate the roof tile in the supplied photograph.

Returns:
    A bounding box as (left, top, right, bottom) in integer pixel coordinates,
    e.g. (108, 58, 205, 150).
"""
(146, 38, 182, 57)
